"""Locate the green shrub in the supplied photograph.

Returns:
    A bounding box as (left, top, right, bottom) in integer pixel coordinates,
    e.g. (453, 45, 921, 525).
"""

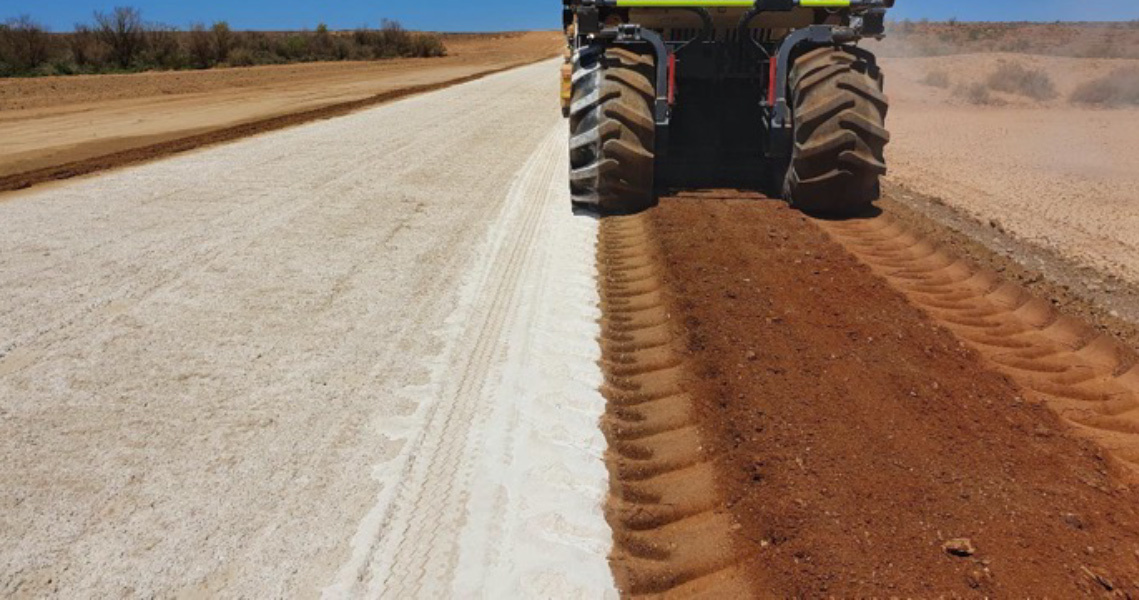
(276, 34, 310, 61)
(224, 46, 256, 67)
(48, 59, 78, 75)
(146, 23, 184, 69)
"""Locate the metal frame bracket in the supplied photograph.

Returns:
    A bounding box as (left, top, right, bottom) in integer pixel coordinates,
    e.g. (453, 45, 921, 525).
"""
(599, 24, 672, 128)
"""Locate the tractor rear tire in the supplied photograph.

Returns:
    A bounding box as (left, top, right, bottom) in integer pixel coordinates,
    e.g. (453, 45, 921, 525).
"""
(784, 46, 890, 216)
(569, 45, 656, 214)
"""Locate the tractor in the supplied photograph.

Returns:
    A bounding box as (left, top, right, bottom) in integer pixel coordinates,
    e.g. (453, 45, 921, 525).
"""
(561, 0, 894, 215)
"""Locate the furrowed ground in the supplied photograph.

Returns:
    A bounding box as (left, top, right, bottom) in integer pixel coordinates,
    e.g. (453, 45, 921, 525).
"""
(593, 193, 1139, 596)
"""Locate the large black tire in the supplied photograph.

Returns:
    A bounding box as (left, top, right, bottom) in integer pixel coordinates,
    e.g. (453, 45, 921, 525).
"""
(569, 45, 656, 213)
(784, 46, 890, 216)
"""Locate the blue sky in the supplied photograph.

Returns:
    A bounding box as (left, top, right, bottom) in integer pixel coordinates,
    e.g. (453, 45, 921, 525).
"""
(6, 1, 1139, 32)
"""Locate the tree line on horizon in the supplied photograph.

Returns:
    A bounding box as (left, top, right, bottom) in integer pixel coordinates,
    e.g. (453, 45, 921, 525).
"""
(0, 7, 447, 78)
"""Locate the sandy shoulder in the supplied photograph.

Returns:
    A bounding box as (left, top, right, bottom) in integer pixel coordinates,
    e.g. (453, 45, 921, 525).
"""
(0, 32, 562, 181)
(880, 52, 1139, 285)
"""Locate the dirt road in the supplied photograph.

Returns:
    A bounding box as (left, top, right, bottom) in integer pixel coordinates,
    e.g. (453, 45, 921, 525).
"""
(0, 32, 562, 189)
(0, 59, 616, 598)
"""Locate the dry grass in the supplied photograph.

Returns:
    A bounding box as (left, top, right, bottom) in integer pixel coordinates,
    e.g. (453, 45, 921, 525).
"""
(986, 62, 1058, 100)
(954, 82, 1003, 106)
(921, 69, 951, 88)
(1071, 67, 1139, 106)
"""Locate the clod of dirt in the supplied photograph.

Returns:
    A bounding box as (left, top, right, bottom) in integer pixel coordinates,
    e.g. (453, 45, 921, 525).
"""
(1063, 513, 1086, 530)
(943, 538, 976, 557)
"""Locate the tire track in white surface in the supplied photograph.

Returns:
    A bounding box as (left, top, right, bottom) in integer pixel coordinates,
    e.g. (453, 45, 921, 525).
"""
(326, 124, 616, 598)
(0, 59, 599, 599)
(451, 137, 613, 599)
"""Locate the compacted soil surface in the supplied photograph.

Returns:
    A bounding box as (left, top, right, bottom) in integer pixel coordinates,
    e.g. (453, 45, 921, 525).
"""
(876, 50, 1139, 288)
(0, 61, 617, 598)
(0, 32, 562, 191)
(645, 193, 1139, 596)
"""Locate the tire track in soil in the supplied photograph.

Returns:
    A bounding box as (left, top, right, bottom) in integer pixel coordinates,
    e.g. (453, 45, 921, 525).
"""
(644, 192, 1139, 596)
(818, 213, 1139, 472)
(597, 214, 750, 597)
(332, 128, 565, 597)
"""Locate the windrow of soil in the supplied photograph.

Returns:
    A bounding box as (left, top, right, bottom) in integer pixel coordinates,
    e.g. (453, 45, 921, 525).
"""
(629, 191, 1139, 596)
(0, 62, 539, 194)
(818, 208, 1139, 473)
(597, 215, 749, 596)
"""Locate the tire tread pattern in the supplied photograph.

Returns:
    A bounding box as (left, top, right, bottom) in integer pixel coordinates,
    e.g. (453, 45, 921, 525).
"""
(785, 46, 891, 215)
(569, 46, 656, 213)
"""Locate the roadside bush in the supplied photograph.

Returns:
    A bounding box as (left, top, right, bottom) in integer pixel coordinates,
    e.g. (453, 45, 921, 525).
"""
(212, 21, 234, 63)
(0, 15, 53, 75)
(188, 23, 213, 68)
(145, 23, 184, 69)
(236, 31, 284, 64)
(955, 82, 1002, 106)
(407, 32, 446, 58)
(224, 46, 257, 67)
(0, 7, 448, 78)
(373, 19, 446, 58)
(94, 7, 146, 68)
(332, 37, 353, 61)
(275, 34, 310, 61)
(986, 62, 1057, 100)
(378, 19, 410, 57)
(921, 69, 951, 88)
(311, 23, 334, 58)
(1070, 67, 1139, 107)
(69, 24, 109, 70)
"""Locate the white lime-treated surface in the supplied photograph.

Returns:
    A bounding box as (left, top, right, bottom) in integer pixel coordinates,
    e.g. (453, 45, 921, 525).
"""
(0, 59, 616, 598)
